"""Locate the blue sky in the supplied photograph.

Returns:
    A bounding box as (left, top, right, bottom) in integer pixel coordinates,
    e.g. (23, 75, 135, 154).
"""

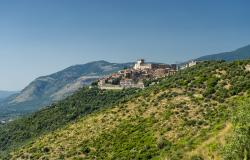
(0, 0, 250, 90)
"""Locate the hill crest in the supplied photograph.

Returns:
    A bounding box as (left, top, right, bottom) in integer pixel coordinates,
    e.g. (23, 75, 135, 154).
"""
(197, 44, 250, 61)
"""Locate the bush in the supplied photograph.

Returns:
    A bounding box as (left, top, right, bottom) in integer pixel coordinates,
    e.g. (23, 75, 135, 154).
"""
(191, 155, 204, 160)
(157, 137, 172, 150)
(81, 146, 90, 154)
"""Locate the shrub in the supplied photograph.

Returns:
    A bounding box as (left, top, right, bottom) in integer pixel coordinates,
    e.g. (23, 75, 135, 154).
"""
(157, 137, 172, 150)
(191, 155, 204, 160)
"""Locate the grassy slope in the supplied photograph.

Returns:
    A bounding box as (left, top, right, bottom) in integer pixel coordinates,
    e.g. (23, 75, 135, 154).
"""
(6, 60, 250, 159)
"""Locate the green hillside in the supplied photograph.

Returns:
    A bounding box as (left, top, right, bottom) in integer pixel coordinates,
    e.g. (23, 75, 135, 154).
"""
(0, 88, 137, 158)
(1, 60, 250, 159)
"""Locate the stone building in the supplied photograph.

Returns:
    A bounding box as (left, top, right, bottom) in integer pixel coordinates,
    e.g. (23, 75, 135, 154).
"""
(120, 79, 144, 89)
(179, 60, 200, 70)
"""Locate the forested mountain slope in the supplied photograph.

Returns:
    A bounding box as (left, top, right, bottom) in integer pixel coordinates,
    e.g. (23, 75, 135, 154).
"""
(1, 60, 250, 159)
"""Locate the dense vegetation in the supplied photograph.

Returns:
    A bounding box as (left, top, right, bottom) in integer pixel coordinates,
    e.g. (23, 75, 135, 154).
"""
(223, 99, 250, 159)
(0, 87, 137, 158)
(1, 60, 250, 159)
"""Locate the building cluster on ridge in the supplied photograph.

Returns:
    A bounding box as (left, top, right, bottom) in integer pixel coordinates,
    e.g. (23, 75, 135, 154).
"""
(98, 59, 175, 89)
(98, 59, 200, 89)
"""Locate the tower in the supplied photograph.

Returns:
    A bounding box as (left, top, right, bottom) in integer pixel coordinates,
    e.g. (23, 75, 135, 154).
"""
(134, 59, 145, 70)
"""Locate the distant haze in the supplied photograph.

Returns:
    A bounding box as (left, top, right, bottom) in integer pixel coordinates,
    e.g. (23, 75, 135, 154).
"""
(0, 91, 18, 100)
(0, 0, 250, 90)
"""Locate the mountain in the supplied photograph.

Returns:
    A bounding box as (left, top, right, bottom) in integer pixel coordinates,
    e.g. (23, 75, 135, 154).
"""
(1, 60, 250, 159)
(0, 91, 18, 101)
(0, 60, 132, 120)
(197, 44, 250, 61)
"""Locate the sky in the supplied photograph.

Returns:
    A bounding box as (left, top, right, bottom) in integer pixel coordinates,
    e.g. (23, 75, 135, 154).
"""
(0, 0, 250, 91)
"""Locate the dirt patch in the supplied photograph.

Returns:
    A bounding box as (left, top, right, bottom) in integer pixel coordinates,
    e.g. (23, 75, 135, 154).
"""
(245, 65, 250, 71)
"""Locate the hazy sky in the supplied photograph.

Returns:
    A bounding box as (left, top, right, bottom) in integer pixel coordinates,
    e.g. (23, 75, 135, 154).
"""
(0, 0, 250, 90)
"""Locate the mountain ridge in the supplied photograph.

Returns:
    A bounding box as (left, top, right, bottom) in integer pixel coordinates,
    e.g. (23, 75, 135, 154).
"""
(197, 44, 250, 61)
(0, 60, 132, 120)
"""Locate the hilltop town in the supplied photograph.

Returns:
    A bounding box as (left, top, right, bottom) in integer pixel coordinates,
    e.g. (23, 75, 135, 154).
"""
(98, 59, 199, 89)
